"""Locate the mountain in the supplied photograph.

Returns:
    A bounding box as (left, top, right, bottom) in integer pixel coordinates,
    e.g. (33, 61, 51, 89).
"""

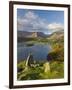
(18, 31, 32, 38)
(47, 31, 64, 40)
(17, 31, 48, 38)
(17, 30, 64, 43)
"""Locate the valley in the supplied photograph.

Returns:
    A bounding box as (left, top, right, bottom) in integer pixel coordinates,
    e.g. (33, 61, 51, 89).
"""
(17, 30, 64, 80)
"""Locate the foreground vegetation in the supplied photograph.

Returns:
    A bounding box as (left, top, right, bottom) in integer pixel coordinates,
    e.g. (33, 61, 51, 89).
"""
(17, 60, 64, 80)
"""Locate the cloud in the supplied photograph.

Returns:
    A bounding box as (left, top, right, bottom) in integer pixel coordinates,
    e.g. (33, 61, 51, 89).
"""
(24, 11, 38, 20)
(47, 23, 64, 31)
(17, 11, 64, 33)
(17, 11, 48, 32)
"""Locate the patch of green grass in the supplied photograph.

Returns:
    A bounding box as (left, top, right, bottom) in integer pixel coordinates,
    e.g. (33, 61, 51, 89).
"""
(17, 60, 64, 80)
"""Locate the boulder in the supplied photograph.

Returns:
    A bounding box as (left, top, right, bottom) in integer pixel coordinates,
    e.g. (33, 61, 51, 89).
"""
(43, 62, 50, 73)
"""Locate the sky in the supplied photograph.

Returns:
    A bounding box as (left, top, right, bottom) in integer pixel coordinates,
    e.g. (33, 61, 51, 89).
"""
(17, 9, 64, 34)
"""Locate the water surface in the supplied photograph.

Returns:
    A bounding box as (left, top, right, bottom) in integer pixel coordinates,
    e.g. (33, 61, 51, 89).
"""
(17, 43, 52, 61)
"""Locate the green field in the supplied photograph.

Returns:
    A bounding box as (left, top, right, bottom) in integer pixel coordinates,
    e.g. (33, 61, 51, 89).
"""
(17, 60, 64, 80)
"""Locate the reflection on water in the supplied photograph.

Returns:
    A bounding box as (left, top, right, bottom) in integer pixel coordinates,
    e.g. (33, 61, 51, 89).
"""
(17, 43, 52, 61)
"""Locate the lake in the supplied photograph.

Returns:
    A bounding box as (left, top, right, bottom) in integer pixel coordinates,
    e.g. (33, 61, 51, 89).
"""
(17, 43, 52, 61)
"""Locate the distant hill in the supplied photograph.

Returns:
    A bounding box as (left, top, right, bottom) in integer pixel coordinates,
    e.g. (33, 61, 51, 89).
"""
(17, 31, 48, 38)
(17, 30, 64, 42)
(47, 31, 64, 41)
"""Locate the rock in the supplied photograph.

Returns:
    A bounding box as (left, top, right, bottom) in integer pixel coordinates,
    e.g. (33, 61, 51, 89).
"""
(25, 53, 34, 67)
(43, 62, 50, 73)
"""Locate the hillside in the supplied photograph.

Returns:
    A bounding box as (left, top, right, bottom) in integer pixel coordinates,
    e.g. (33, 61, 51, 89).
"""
(46, 31, 64, 44)
(47, 31, 64, 62)
(47, 31, 64, 40)
(17, 31, 48, 38)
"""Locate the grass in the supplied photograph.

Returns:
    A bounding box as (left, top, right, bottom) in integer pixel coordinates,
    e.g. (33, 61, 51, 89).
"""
(17, 60, 64, 80)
